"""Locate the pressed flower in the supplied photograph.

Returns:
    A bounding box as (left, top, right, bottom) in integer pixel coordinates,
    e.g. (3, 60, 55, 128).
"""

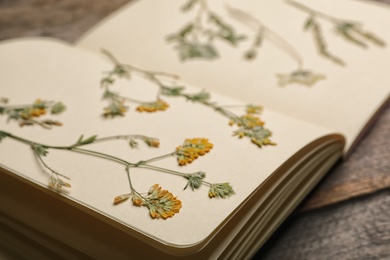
(276, 69, 325, 87)
(103, 100, 128, 117)
(232, 114, 264, 129)
(246, 104, 263, 114)
(144, 137, 160, 148)
(208, 183, 235, 198)
(184, 171, 206, 191)
(234, 126, 276, 148)
(136, 99, 169, 112)
(48, 175, 71, 189)
(131, 193, 143, 207)
(114, 193, 131, 205)
(50, 102, 66, 114)
(176, 138, 213, 166)
(144, 184, 182, 219)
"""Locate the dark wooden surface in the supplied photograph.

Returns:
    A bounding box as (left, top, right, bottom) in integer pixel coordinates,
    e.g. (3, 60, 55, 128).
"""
(0, 1, 389, 259)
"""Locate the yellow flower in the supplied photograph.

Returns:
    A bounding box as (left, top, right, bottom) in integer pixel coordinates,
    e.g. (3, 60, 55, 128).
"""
(176, 138, 213, 166)
(48, 176, 71, 189)
(132, 194, 143, 207)
(246, 104, 263, 114)
(232, 114, 264, 129)
(146, 184, 182, 219)
(113, 194, 131, 205)
(136, 99, 169, 112)
(145, 137, 160, 148)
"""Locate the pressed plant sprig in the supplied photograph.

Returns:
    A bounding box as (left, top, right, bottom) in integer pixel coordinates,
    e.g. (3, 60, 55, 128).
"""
(286, 0, 386, 66)
(227, 5, 325, 87)
(0, 98, 66, 129)
(166, 0, 246, 61)
(100, 50, 276, 148)
(0, 131, 234, 219)
(100, 49, 177, 117)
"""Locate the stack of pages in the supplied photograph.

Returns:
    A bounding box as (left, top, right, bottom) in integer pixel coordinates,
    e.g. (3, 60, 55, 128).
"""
(0, 0, 389, 258)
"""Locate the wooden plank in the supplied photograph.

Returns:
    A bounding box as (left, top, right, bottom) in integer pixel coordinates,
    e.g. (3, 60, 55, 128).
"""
(301, 102, 390, 210)
(256, 189, 390, 259)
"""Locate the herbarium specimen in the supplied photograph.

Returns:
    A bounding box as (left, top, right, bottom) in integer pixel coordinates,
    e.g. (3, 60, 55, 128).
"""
(286, 0, 386, 66)
(0, 130, 234, 219)
(101, 49, 276, 148)
(227, 5, 325, 87)
(166, 0, 246, 61)
(0, 98, 66, 129)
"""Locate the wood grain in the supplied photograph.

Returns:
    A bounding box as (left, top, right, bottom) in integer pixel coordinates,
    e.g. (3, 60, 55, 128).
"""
(257, 189, 390, 259)
(301, 102, 390, 210)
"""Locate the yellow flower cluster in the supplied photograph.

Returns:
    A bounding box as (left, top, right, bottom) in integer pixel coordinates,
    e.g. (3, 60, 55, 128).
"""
(246, 105, 263, 114)
(230, 114, 264, 130)
(20, 99, 47, 119)
(145, 184, 182, 219)
(136, 99, 169, 112)
(176, 138, 213, 166)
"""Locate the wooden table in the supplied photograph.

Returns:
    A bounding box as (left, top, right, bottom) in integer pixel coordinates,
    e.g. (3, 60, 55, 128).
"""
(1, 1, 389, 259)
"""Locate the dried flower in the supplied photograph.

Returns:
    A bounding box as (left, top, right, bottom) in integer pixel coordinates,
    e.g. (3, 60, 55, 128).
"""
(184, 171, 206, 190)
(208, 183, 235, 198)
(136, 99, 169, 112)
(287, 0, 386, 65)
(48, 175, 71, 189)
(1, 130, 234, 220)
(144, 137, 160, 148)
(276, 69, 325, 87)
(144, 184, 182, 219)
(0, 99, 66, 129)
(238, 114, 265, 128)
(234, 126, 276, 148)
(246, 104, 263, 114)
(103, 100, 128, 117)
(166, 0, 246, 61)
(131, 193, 143, 207)
(176, 138, 213, 166)
(114, 193, 131, 205)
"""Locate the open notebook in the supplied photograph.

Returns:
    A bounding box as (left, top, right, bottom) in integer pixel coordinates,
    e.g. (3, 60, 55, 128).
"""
(0, 0, 389, 259)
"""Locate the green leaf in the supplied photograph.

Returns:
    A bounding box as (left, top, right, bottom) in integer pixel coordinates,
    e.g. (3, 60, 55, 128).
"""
(75, 135, 98, 146)
(166, 23, 194, 43)
(304, 16, 314, 30)
(0, 131, 7, 141)
(101, 77, 115, 87)
(179, 23, 194, 38)
(208, 183, 235, 198)
(32, 144, 49, 156)
(161, 86, 185, 96)
(181, 0, 199, 12)
(185, 90, 210, 102)
(217, 31, 246, 46)
(102, 90, 119, 99)
(51, 102, 66, 114)
(176, 42, 219, 61)
(129, 139, 139, 149)
(114, 65, 131, 78)
(184, 171, 205, 191)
